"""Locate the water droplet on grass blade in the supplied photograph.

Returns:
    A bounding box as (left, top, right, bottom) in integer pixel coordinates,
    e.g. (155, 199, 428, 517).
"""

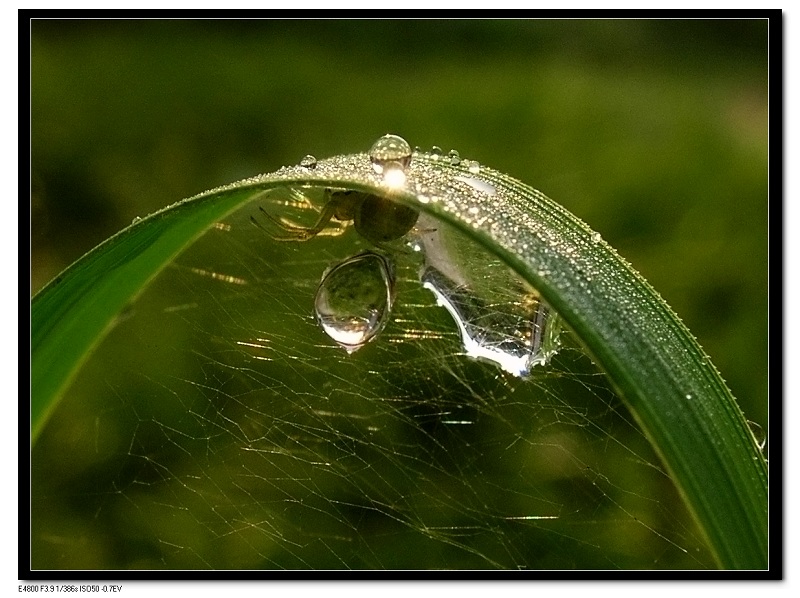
(369, 134, 412, 175)
(747, 420, 767, 451)
(369, 134, 412, 188)
(300, 154, 317, 169)
(315, 252, 395, 353)
(465, 160, 481, 174)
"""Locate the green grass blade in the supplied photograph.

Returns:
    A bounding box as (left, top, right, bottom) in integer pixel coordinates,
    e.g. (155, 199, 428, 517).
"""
(31, 149, 767, 569)
(31, 187, 256, 442)
(401, 154, 768, 570)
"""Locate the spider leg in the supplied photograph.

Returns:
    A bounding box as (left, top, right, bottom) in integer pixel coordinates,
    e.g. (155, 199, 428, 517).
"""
(251, 201, 340, 241)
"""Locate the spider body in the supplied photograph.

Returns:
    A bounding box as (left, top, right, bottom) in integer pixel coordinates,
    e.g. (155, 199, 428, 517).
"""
(253, 189, 419, 246)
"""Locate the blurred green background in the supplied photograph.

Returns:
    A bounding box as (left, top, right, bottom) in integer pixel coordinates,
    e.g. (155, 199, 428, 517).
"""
(30, 20, 768, 570)
(31, 18, 768, 432)
(31, 20, 768, 568)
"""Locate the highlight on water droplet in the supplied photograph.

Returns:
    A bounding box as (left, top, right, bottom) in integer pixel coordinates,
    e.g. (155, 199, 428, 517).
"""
(454, 175, 496, 196)
(300, 154, 318, 169)
(382, 165, 407, 188)
(315, 251, 395, 353)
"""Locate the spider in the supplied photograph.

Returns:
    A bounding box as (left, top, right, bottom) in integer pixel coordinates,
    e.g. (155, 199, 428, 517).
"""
(251, 188, 419, 246)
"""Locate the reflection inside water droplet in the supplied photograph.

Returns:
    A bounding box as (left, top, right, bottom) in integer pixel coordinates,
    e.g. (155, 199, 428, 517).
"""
(315, 252, 394, 353)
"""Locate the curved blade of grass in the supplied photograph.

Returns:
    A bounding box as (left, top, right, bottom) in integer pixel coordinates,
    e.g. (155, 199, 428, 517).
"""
(31, 187, 256, 442)
(399, 155, 768, 571)
(31, 150, 767, 569)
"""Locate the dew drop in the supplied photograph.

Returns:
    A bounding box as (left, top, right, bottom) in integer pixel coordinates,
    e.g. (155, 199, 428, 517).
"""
(299, 154, 317, 169)
(131, 216, 142, 224)
(448, 149, 461, 166)
(369, 134, 412, 175)
(315, 252, 394, 353)
(420, 266, 560, 377)
(430, 145, 443, 159)
(591, 231, 603, 244)
(747, 420, 767, 451)
(465, 160, 481, 174)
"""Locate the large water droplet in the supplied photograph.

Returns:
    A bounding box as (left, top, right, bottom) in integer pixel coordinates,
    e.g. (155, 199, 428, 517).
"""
(412, 213, 561, 376)
(315, 252, 394, 353)
(448, 149, 461, 166)
(369, 134, 412, 175)
(420, 266, 560, 377)
(300, 154, 317, 169)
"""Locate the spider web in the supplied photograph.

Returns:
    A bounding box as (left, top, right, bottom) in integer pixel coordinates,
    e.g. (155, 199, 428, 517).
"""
(30, 187, 716, 570)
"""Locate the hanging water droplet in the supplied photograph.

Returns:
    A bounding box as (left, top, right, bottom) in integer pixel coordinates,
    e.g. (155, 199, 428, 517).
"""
(420, 266, 560, 377)
(747, 420, 767, 451)
(448, 149, 461, 166)
(315, 252, 395, 354)
(369, 134, 412, 175)
(299, 154, 317, 169)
